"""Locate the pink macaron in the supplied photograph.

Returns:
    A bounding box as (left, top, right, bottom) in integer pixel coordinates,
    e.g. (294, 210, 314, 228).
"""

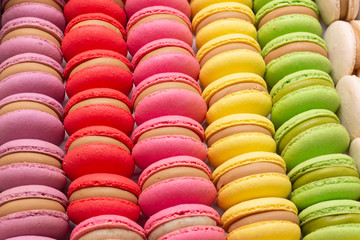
(1, 0, 65, 11)
(144, 204, 225, 240)
(125, 0, 191, 18)
(1, 3, 66, 31)
(7, 236, 56, 240)
(70, 215, 146, 240)
(0, 139, 66, 191)
(158, 226, 227, 240)
(126, 6, 193, 56)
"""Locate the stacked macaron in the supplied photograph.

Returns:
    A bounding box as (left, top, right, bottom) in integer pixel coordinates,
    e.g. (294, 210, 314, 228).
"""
(191, 1, 301, 239)
(0, 1, 70, 239)
(123, 0, 226, 239)
(61, 0, 146, 235)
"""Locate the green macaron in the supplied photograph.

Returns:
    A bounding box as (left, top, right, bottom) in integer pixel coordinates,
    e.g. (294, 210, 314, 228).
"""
(265, 51, 332, 88)
(303, 224, 360, 240)
(288, 154, 359, 190)
(257, 14, 322, 48)
(299, 200, 360, 236)
(277, 109, 350, 171)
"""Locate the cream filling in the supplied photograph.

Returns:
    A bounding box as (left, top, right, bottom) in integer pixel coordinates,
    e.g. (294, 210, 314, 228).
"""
(69, 187, 138, 204)
(68, 136, 130, 152)
(112, 0, 124, 8)
(4, 0, 62, 12)
(78, 229, 143, 240)
(70, 20, 123, 37)
(137, 127, 201, 143)
(0, 101, 59, 119)
(0, 152, 62, 169)
(340, 0, 349, 19)
(68, 98, 130, 114)
(69, 58, 130, 77)
(1, 28, 61, 47)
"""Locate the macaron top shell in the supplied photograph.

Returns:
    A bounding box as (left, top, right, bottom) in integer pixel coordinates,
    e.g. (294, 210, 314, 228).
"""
(132, 115, 205, 144)
(6, 237, 56, 240)
(67, 173, 140, 198)
(1, 0, 66, 10)
(70, 215, 146, 240)
(190, 0, 252, 17)
(125, 0, 191, 18)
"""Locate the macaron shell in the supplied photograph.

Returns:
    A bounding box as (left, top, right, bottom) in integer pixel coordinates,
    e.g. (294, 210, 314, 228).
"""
(62, 143, 135, 180)
(65, 65, 133, 98)
(190, 0, 252, 17)
(61, 25, 127, 62)
(138, 177, 217, 217)
(133, 52, 200, 86)
(125, 0, 191, 18)
(303, 224, 360, 240)
(227, 221, 301, 240)
(127, 19, 193, 56)
(282, 123, 350, 171)
(132, 135, 207, 170)
(67, 198, 140, 224)
(0, 110, 64, 146)
(134, 89, 207, 125)
(0, 72, 65, 103)
(64, 104, 134, 136)
(349, 138, 360, 171)
(158, 226, 226, 240)
(0, 210, 69, 239)
(7, 237, 56, 240)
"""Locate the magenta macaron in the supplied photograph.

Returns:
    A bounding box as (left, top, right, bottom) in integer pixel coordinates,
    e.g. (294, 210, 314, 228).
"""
(125, 0, 191, 18)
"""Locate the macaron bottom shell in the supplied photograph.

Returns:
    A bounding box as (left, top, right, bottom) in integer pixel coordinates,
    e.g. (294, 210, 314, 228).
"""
(303, 224, 360, 240)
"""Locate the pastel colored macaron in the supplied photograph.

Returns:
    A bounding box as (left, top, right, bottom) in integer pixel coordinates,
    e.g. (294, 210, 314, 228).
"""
(66, 125, 133, 153)
(350, 138, 360, 172)
(221, 197, 300, 240)
(196, 33, 261, 68)
(138, 177, 217, 217)
(192, 2, 255, 34)
(190, 0, 252, 17)
(64, 88, 134, 136)
(195, 18, 257, 49)
(67, 173, 140, 224)
(2, 0, 65, 12)
(199, 49, 266, 88)
(158, 226, 226, 240)
(125, 0, 191, 18)
(126, 6, 193, 56)
(0, 185, 69, 239)
(1, 3, 66, 31)
(63, 143, 134, 180)
(64, 0, 126, 26)
(70, 215, 146, 240)
(324, 20, 360, 84)
(144, 204, 224, 240)
(0, 17, 63, 64)
(0, 72, 65, 103)
(316, 0, 360, 25)
(132, 117, 207, 170)
(214, 152, 291, 209)
(0, 139, 66, 191)
(206, 114, 276, 167)
(0, 53, 64, 83)
(138, 156, 211, 191)
(7, 237, 56, 240)
(303, 223, 360, 240)
(202, 73, 271, 124)
(275, 109, 350, 171)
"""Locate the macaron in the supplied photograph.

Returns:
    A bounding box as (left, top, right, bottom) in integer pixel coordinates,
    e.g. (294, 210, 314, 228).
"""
(0, 139, 66, 191)
(350, 138, 360, 171)
(67, 173, 140, 224)
(138, 156, 211, 191)
(275, 109, 350, 171)
(64, 0, 126, 26)
(303, 223, 360, 240)
(132, 117, 207, 170)
(0, 53, 64, 83)
(214, 152, 291, 210)
(199, 49, 266, 88)
(288, 154, 359, 190)
(299, 199, 360, 236)
(126, 6, 193, 56)
(157, 226, 226, 240)
(323, 20, 360, 84)
(261, 32, 327, 65)
(66, 125, 133, 153)
(0, 72, 65, 103)
(221, 197, 300, 240)
(196, 33, 261, 68)
(0, 185, 69, 239)
(64, 88, 134, 136)
(195, 18, 257, 49)
(1, 3, 66, 31)
(202, 73, 271, 124)
(255, 0, 319, 29)
(125, 0, 191, 18)
(190, 0, 252, 17)
(192, 2, 255, 34)
(70, 215, 146, 240)
(144, 204, 224, 240)
(61, 24, 127, 62)
(0, 109, 65, 146)
(0, 17, 63, 64)
(316, 0, 360, 25)
(257, 14, 322, 48)
(2, 0, 65, 12)
(206, 114, 276, 167)
(138, 177, 217, 217)
(62, 143, 135, 180)
(7, 237, 56, 240)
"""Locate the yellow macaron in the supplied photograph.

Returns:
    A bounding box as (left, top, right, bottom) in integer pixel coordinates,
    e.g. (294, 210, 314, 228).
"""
(190, 0, 253, 17)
